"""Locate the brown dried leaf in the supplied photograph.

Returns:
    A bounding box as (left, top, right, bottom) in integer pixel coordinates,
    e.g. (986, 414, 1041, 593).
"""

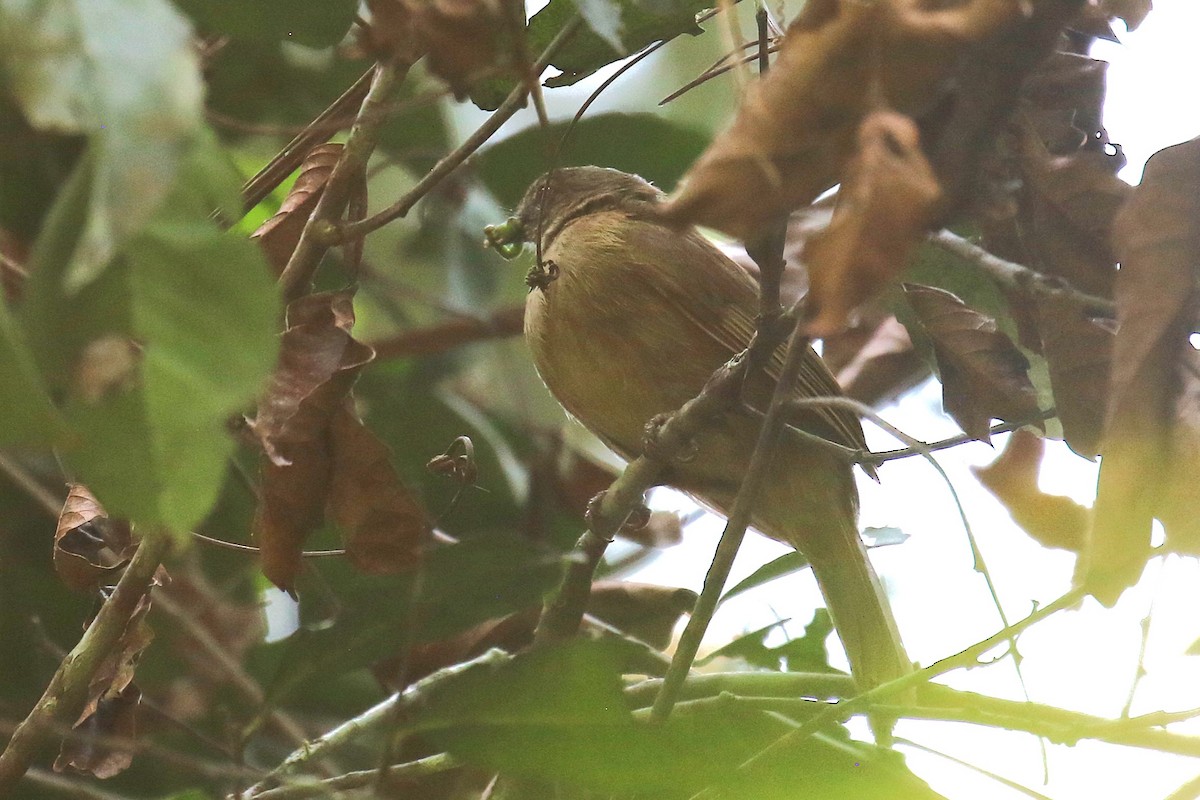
(328, 403, 427, 575)
(1086, 137, 1200, 604)
(803, 111, 942, 336)
(72, 589, 156, 759)
(55, 684, 141, 779)
(1097, 0, 1152, 30)
(661, 0, 1076, 241)
(903, 283, 1042, 442)
(834, 315, 930, 407)
(365, 0, 515, 96)
(54, 484, 135, 592)
(250, 290, 375, 466)
(251, 143, 343, 275)
(251, 290, 376, 591)
(1016, 127, 1128, 299)
(972, 429, 1089, 553)
(1036, 294, 1113, 459)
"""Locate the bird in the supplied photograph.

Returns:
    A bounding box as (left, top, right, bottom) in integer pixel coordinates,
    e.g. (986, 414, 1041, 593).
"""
(490, 166, 910, 698)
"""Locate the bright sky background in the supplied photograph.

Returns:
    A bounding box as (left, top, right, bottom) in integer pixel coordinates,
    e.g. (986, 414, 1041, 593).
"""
(626, 5, 1200, 798)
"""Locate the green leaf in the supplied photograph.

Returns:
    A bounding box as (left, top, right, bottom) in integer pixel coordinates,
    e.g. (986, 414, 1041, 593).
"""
(719, 551, 811, 605)
(416, 640, 943, 798)
(573, 0, 624, 50)
(475, 113, 710, 208)
(469, 0, 709, 110)
(172, 0, 358, 48)
(264, 535, 566, 702)
(24, 135, 280, 529)
(0, 299, 66, 447)
(0, 0, 203, 290)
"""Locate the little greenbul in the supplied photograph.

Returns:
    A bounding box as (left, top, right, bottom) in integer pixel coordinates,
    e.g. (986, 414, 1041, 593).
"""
(488, 166, 910, 697)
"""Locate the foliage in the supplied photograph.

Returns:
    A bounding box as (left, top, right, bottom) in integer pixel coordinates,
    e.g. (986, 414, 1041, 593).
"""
(1, 1, 1199, 799)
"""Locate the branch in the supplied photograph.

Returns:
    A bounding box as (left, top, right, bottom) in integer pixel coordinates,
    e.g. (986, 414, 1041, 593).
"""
(0, 530, 173, 790)
(930, 229, 1115, 318)
(323, 19, 584, 246)
(651, 322, 813, 722)
(240, 69, 374, 213)
(864, 408, 1057, 466)
(154, 594, 317, 755)
(277, 60, 407, 301)
(369, 305, 525, 360)
(242, 649, 508, 797)
(252, 754, 459, 800)
(710, 586, 1086, 789)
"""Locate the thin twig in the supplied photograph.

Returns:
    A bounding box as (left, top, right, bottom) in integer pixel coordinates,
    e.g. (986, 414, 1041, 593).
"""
(154, 594, 315, 752)
(243, 650, 508, 796)
(324, 19, 583, 246)
(651, 323, 813, 723)
(22, 767, 136, 800)
(252, 753, 459, 800)
(240, 69, 375, 213)
(930, 229, 1115, 318)
(369, 305, 526, 360)
(0, 717, 260, 782)
(0, 450, 62, 516)
(864, 409, 1057, 466)
(1165, 771, 1200, 800)
(695, 587, 1086, 797)
(894, 738, 1058, 800)
(0, 530, 174, 790)
(278, 61, 407, 301)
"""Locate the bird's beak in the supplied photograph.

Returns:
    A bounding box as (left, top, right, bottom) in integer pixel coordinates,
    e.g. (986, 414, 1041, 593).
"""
(483, 216, 526, 260)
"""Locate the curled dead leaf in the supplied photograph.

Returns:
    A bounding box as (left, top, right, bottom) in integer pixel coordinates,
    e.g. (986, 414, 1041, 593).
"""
(251, 143, 343, 275)
(833, 315, 930, 407)
(54, 484, 135, 593)
(803, 110, 942, 336)
(54, 684, 141, 779)
(1036, 294, 1112, 459)
(1086, 137, 1200, 604)
(250, 290, 377, 591)
(972, 429, 1089, 553)
(903, 283, 1042, 442)
(364, 0, 519, 96)
(328, 403, 428, 575)
(661, 0, 1074, 241)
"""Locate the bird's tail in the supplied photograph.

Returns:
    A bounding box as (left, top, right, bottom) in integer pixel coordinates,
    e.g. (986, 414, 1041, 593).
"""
(757, 464, 911, 702)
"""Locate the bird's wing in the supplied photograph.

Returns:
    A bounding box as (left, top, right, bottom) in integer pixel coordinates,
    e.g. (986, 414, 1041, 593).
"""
(624, 219, 868, 454)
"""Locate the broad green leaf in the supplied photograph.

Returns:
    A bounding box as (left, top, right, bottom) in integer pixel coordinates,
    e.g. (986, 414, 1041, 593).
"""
(475, 113, 710, 208)
(0, 299, 66, 446)
(0, 0, 202, 290)
(415, 640, 943, 798)
(25, 136, 280, 529)
(264, 535, 566, 702)
(173, 0, 358, 48)
(573, 0, 624, 50)
(469, 0, 709, 110)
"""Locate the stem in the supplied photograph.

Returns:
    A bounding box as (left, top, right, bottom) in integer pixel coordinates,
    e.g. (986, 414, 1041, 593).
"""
(277, 61, 406, 301)
(369, 305, 525, 360)
(651, 324, 812, 723)
(718, 587, 1086, 786)
(930, 229, 1115, 318)
(325, 19, 583, 246)
(0, 530, 173, 790)
(252, 754, 459, 800)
